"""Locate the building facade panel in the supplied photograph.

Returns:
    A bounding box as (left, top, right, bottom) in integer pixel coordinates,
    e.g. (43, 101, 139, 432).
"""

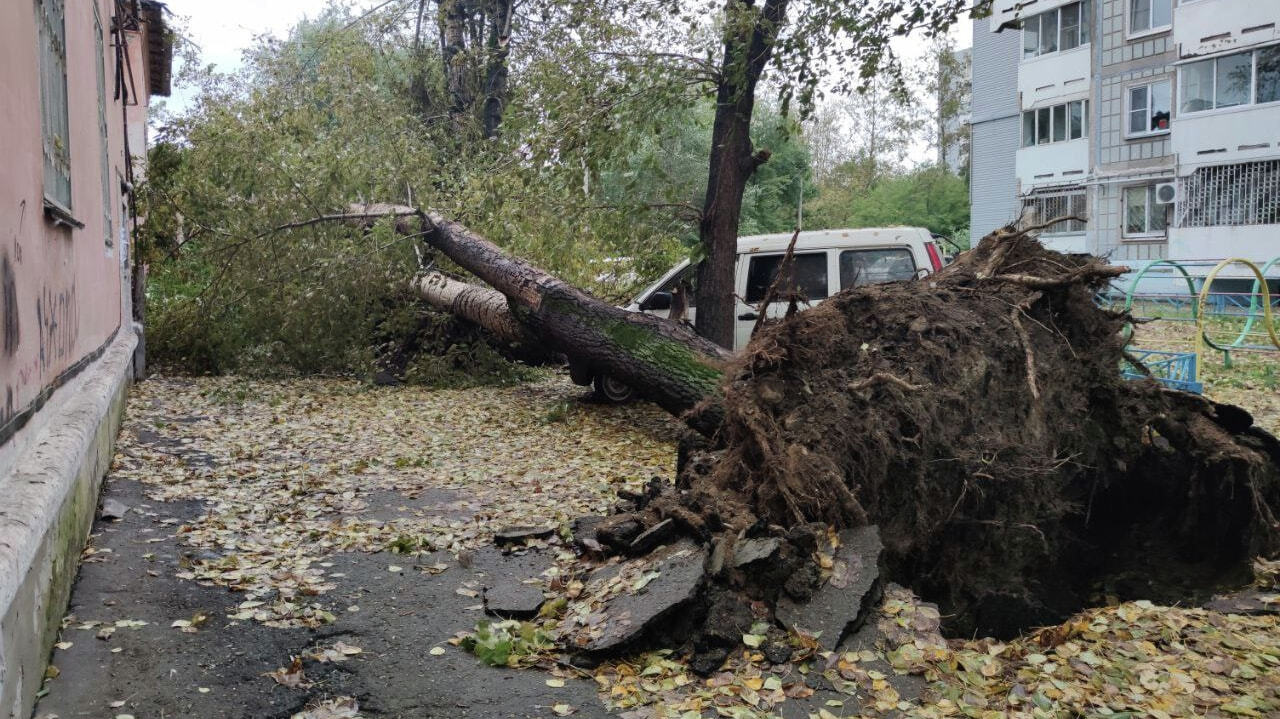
(1175, 0, 1280, 59)
(970, 16, 1023, 237)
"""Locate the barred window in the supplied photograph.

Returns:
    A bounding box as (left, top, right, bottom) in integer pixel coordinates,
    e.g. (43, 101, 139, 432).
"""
(37, 0, 72, 214)
(1022, 189, 1088, 233)
(1178, 160, 1280, 228)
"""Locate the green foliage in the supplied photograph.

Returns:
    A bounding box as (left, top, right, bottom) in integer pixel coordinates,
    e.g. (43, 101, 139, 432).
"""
(460, 619, 556, 667)
(805, 164, 970, 244)
(138, 1, 979, 380)
(595, 100, 813, 249)
(140, 5, 697, 379)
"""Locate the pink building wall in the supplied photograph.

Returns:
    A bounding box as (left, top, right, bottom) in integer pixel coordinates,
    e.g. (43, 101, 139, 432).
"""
(0, 0, 162, 467)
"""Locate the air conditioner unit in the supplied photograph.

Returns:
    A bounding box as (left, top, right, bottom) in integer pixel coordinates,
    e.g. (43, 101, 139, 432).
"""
(1154, 182, 1179, 204)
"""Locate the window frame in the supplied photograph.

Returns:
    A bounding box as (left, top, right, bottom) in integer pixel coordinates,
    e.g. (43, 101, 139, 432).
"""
(1122, 184, 1170, 239)
(743, 252, 831, 304)
(1020, 100, 1088, 148)
(1022, 0, 1092, 60)
(36, 0, 80, 228)
(1124, 78, 1172, 138)
(1127, 0, 1172, 39)
(1179, 45, 1280, 116)
(1258, 45, 1280, 106)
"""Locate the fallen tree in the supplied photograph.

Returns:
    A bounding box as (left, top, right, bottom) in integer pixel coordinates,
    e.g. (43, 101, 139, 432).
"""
(392, 206, 1280, 646)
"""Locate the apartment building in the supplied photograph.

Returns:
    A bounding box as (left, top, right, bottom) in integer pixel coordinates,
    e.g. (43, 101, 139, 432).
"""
(971, 0, 1280, 270)
(0, 2, 169, 716)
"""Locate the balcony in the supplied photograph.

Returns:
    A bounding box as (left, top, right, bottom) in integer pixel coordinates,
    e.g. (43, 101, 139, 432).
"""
(1173, 104, 1280, 170)
(1019, 45, 1091, 108)
(989, 0, 1083, 31)
(1017, 138, 1090, 190)
(1175, 0, 1280, 59)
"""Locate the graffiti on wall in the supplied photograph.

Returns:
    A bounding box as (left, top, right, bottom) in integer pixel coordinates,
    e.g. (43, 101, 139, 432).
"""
(1, 199, 84, 436)
(2, 251, 17, 358)
(36, 283, 79, 374)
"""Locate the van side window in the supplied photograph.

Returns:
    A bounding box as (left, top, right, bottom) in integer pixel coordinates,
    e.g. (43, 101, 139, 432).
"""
(745, 253, 829, 303)
(840, 249, 917, 289)
(656, 263, 698, 307)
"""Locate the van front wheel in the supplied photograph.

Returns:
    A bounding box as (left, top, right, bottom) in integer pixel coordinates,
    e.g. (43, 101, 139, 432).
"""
(593, 373, 636, 403)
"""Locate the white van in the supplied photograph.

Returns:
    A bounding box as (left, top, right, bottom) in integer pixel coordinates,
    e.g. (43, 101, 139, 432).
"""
(582, 227, 946, 401)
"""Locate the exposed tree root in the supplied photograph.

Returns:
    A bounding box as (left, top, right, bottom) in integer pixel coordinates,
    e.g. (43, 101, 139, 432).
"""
(592, 228, 1280, 641)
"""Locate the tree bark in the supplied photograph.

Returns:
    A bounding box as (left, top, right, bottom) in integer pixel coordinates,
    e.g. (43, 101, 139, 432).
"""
(412, 270, 533, 347)
(440, 0, 473, 122)
(480, 0, 513, 139)
(695, 0, 789, 348)
(398, 209, 732, 434)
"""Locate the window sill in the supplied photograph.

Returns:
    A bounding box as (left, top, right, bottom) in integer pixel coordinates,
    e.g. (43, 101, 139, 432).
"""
(1122, 233, 1168, 242)
(1179, 98, 1280, 119)
(1124, 129, 1171, 141)
(43, 198, 84, 230)
(1020, 43, 1091, 63)
(1126, 25, 1172, 41)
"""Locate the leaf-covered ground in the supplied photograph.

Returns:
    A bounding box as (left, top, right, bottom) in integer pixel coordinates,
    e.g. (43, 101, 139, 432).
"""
(111, 374, 678, 627)
(35, 372, 1280, 719)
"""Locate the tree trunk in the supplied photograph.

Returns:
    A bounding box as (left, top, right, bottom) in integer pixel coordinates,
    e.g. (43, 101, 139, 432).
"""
(412, 270, 533, 347)
(480, 0, 513, 139)
(694, 0, 789, 348)
(440, 0, 473, 123)
(395, 208, 732, 434)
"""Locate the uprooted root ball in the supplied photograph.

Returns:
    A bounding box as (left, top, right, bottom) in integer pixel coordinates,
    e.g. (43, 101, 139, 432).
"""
(605, 229, 1280, 639)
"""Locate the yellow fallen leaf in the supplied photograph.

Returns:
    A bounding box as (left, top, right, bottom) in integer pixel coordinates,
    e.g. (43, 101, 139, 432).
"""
(546, 678, 565, 688)
(429, 646, 446, 656)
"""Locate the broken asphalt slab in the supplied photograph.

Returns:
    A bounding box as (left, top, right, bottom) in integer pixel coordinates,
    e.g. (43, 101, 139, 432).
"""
(776, 525, 883, 651)
(565, 540, 706, 654)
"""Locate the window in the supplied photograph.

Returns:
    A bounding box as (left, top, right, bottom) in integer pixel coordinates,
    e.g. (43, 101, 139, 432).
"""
(653, 264, 697, 307)
(1179, 160, 1280, 228)
(744, 253, 829, 304)
(1181, 46, 1280, 114)
(36, 0, 72, 214)
(1129, 0, 1172, 34)
(1127, 80, 1171, 135)
(839, 249, 917, 289)
(1260, 45, 1280, 104)
(1021, 189, 1088, 234)
(1023, 1, 1091, 59)
(1123, 185, 1170, 236)
(1216, 52, 1251, 108)
(1021, 100, 1088, 147)
(1040, 10, 1058, 55)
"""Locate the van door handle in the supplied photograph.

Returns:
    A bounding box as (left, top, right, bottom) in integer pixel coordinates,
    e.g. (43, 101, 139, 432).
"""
(737, 312, 758, 321)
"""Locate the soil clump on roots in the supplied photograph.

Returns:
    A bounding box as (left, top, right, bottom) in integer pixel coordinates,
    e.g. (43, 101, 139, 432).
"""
(579, 228, 1280, 653)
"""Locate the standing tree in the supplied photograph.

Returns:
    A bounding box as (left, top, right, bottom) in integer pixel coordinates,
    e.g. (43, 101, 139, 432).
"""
(605, 0, 984, 347)
(920, 35, 972, 176)
(423, 0, 515, 139)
